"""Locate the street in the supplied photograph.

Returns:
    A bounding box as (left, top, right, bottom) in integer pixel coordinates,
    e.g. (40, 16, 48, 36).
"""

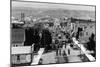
(31, 44, 88, 65)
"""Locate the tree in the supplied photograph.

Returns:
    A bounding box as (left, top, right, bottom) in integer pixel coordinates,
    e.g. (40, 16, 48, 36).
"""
(76, 27, 83, 39)
(24, 28, 40, 46)
(86, 33, 96, 57)
(40, 29, 52, 50)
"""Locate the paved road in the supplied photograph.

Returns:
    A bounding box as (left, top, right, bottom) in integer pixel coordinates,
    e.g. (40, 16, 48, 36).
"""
(40, 46, 83, 64)
(66, 48, 82, 62)
(31, 45, 89, 65)
(41, 51, 57, 64)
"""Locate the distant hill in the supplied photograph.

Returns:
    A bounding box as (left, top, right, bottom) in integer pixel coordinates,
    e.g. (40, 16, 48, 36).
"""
(11, 7, 95, 21)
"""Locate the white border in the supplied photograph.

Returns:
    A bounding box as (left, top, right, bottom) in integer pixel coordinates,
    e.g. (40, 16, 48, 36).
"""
(0, 0, 99, 67)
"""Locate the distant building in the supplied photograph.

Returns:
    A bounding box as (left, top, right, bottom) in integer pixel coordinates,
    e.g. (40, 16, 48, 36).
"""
(11, 29, 25, 47)
(70, 17, 95, 43)
(21, 12, 25, 22)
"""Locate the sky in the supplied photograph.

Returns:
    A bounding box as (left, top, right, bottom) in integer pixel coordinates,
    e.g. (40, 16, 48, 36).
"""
(12, 1, 95, 11)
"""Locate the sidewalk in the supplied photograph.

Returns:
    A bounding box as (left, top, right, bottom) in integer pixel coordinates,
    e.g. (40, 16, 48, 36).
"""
(31, 48, 45, 65)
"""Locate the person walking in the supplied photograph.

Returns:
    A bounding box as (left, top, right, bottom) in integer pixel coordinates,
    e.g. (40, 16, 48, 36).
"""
(66, 44, 71, 56)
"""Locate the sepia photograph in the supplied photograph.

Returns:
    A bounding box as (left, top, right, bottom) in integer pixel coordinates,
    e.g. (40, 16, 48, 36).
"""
(11, 0, 96, 67)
